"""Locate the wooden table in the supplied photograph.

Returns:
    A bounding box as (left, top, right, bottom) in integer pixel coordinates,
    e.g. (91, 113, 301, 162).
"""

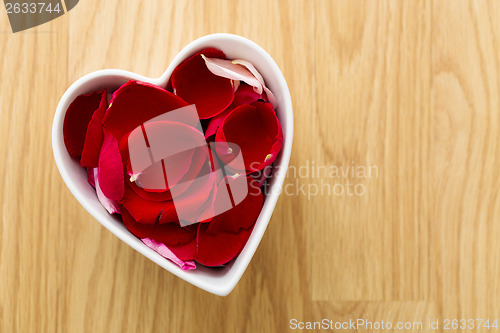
(1, 1, 500, 332)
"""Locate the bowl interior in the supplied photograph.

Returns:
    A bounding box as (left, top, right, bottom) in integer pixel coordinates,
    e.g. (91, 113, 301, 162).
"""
(52, 34, 293, 296)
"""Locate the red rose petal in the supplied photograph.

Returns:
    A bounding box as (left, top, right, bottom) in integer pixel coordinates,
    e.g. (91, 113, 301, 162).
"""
(195, 223, 253, 267)
(121, 208, 197, 245)
(215, 101, 283, 173)
(63, 91, 104, 158)
(171, 48, 234, 119)
(121, 165, 216, 225)
(102, 81, 189, 141)
(125, 120, 206, 191)
(80, 89, 108, 168)
(127, 146, 209, 202)
(121, 183, 177, 224)
(121, 208, 197, 261)
(205, 83, 264, 138)
(206, 177, 262, 234)
(98, 133, 124, 201)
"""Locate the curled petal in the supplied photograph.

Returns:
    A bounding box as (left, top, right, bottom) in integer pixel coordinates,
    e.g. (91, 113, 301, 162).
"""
(80, 89, 108, 168)
(202, 56, 276, 106)
(231, 59, 277, 106)
(215, 101, 283, 173)
(63, 91, 104, 158)
(201, 55, 262, 93)
(171, 48, 234, 119)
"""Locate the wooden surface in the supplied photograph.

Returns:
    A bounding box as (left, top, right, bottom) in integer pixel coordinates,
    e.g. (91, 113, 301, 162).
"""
(1, 1, 500, 332)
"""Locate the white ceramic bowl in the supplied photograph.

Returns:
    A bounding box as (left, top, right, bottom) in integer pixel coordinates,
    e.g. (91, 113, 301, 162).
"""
(52, 33, 293, 296)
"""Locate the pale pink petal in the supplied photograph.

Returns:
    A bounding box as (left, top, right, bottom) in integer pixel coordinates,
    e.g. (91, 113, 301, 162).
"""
(93, 168, 121, 214)
(232, 80, 240, 92)
(231, 59, 277, 106)
(201, 55, 262, 93)
(142, 238, 196, 270)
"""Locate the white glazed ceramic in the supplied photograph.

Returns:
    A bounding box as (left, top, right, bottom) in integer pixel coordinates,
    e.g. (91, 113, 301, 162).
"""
(52, 33, 293, 296)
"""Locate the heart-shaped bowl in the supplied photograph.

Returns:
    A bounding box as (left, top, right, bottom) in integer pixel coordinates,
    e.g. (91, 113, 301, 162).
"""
(52, 33, 293, 296)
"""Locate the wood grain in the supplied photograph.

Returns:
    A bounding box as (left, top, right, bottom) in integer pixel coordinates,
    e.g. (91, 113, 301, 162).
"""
(1, 0, 500, 332)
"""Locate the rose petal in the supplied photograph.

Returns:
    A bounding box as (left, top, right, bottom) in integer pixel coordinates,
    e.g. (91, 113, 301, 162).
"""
(206, 176, 262, 234)
(87, 168, 95, 188)
(196, 223, 253, 267)
(142, 238, 196, 270)
(121, 165, 216, 225)
(202, 56, 277, 106)
(252, 164, 273, 187)
(205, 83, 264, 138)
(124, 120, 206, 190)
(80, 90, 108, 168)
(102, 81, 189, 141)
(121, 208, 197, 261)
(127, 146, 209, 202)
(63, 91, 104, 158)
(93, 168, 121, 214)
(201, 55, 262, 93)
(231, 59, 277, 106)
(171, 48, 234, 119)
(121, 183, 177, 224)
(215, 101, 283, 173)
(98, 133, 124, 201)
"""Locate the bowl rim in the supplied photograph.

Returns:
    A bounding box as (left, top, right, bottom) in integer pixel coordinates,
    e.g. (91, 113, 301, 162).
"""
(52, 33, 293, 296)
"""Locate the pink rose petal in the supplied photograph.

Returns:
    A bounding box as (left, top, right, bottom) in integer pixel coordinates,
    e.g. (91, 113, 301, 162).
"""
(230, 59, 277, 106)
(202, 56, 276, 106)
(201, 55, 262, 93)
(93, 168, 121, 214)
(98, 133, 125, 201)
(142, 238, 196, 270)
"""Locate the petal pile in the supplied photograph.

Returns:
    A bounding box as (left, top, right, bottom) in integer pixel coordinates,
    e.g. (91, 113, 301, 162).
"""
(62, 47, 283, 270)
